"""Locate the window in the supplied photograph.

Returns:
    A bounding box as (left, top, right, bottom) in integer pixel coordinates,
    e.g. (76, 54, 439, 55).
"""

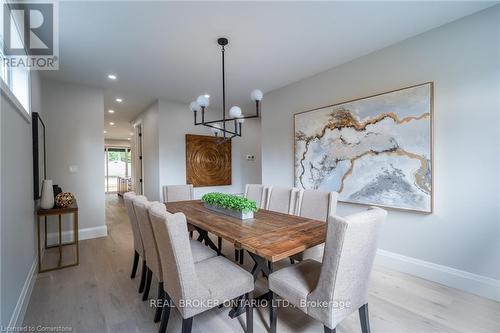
(0, 1, 31, 113)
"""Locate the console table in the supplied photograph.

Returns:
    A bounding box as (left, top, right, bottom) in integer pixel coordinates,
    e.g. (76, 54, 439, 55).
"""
(37, 201, 79, 273)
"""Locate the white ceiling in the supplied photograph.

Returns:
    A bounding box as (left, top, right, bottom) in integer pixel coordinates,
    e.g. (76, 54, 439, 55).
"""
(41, 1, 496, 140)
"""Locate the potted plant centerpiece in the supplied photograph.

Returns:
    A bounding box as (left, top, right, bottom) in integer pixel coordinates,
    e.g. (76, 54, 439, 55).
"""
(202, 192, 258, 220)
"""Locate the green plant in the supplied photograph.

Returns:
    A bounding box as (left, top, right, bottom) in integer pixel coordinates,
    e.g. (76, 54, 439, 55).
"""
(202, 192, 258, 213)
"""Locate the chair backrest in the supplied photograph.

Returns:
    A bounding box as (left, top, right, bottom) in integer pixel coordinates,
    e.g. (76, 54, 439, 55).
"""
(148, 205, 209, 312)
(123, 192, 144, 256)
(162, 184, 194, 203)
(244, 184, 266, 209)
(307, 207, 387, 328)
(133, 196, 162, 281)
(266, 186, 299, 214)
(296, 190, 339, 221)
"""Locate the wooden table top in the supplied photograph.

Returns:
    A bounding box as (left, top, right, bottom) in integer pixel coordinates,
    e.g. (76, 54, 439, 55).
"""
(165, 200, 327, 262)
(37, 201, 78, 216)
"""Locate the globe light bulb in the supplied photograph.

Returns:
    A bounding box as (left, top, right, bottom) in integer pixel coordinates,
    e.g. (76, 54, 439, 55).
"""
(211, 123, 222, 136)
(197, 95, 210, 108)
(229, 106, 242, 118)
(189, 101, 201, 112)
(250, 89, 263, 102)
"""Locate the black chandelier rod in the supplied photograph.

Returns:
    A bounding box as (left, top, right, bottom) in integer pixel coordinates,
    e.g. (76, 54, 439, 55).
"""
(221, 43, 226, 139)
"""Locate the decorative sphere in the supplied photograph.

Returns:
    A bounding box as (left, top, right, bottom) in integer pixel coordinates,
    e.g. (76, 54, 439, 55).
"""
(229, 106, 242, 118)
(250, 89, 263, 101)
(55, 192, 75, 208)
(196, 95, 210, 108)
(189, 101, 201, 112)
(211, 123, 222, 136)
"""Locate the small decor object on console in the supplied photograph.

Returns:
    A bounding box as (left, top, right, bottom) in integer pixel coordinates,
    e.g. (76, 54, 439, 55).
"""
(202, 192, 258, 220)
(55, 192, 75, 208)
(40, 180, 54, 209)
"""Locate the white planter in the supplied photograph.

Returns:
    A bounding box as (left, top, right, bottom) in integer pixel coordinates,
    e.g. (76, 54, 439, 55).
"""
(40, 179, 54, 209)
(204, 203, 254, 220)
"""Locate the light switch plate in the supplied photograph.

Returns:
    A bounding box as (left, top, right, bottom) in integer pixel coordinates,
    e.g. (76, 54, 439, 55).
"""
(69, 165, 79, 173)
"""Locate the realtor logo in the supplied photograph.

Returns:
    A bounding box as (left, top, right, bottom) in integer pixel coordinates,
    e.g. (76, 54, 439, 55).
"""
(2, 1, 59, 69)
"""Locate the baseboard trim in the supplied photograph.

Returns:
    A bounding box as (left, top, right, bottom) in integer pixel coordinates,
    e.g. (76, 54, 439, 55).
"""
(47, 225, 108, 245)
(376, 249, 500, 301)
(8, 256, 37, 327)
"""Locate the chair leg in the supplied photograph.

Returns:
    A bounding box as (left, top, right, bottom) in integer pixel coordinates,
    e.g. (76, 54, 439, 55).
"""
(240, 249, 244, 265)
(246, 292, 253, 333)
(138, 260, 147, 293)
(159, 293, 171, 333)
(359, 303, 370, 333)
(189, 231, 193, 239)
(289, 258, 295, 265)
(181, 317, 193, 333)
(218, 236, 222, 252)
(142, 268, 152, 301)
(130, 251, 139, 278)
(270, 292, 277, 333)
(154, 282, 165, 323)
(235, 249, 239, 262)
(324, 326, 336, 333)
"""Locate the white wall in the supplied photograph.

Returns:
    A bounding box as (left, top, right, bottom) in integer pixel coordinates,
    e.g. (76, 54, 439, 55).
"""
(133, 101, 160, 200)
(41, 79, 106, 236)
(261, 7, 500, 297)
(0, 71, 42, 326)
(158, 99, 261, 199)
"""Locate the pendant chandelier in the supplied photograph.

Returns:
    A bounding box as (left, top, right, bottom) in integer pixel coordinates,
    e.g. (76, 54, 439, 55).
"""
(189, 37, 263, 140)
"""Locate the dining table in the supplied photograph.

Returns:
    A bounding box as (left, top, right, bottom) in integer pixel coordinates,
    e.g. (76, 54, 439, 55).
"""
(165, 200, 327, 318)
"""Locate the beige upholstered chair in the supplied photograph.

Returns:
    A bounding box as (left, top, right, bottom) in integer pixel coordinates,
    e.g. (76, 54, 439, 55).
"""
(148, 205, 254, 333)
(290, 190, 339, 262)
(133, 197, 217, 323)
(269, 207, 387, 333)
(244, 184, 266, 209)
(162, 184, 206, 244)
(123, 192, 149, 293)
(266, 186, 299, 214)
(162, 184, 194, 203)
(232, 184, 267, 265)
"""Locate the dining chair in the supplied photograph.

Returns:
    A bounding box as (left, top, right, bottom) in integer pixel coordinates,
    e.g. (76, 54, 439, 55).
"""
(149, 206, 254, 333)
(244, 184, 267, 209)
(266, 186, 300, 214)
(290, 190, 339, 262)
(162, 184, 222, 251)
(123, 192, 148, 293)
(162, 184, 194, 203)
(133, 197, 217, 323)
(232, 184, 267, 265)
(269, 207, 387, 333)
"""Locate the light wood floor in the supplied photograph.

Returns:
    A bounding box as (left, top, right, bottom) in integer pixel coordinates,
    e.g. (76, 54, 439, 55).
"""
(24, 195, 500, 333)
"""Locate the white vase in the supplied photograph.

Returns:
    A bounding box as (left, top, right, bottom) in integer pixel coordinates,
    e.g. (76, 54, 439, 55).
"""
(40, 180, 54, 209)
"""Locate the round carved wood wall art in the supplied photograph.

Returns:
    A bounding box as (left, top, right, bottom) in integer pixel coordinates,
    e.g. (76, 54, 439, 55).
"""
(186, 134, 231, 187)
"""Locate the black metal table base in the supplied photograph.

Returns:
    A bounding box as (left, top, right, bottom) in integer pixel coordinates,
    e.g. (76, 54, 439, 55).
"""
(195, 227, 223, 256)
(229, 252, 273, 318)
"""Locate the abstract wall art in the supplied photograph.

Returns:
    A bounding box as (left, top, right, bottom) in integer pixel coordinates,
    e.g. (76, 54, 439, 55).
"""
(294, 83, 433, 213)
(186, 134, 232, 187)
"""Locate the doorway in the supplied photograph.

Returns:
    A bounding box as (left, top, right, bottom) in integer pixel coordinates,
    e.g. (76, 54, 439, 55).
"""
(104, 147, 131, 193)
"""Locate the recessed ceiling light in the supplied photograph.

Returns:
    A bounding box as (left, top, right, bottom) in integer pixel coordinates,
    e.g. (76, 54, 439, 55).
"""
(107, 74, 117, 80)
(108, 109, 115, 114)
(204, 94, 210, 98)
(104, 130, 107, 134)
(109, 122, 115, 126)
(127, 138, 131, 140)
(115, 98, 123, 103)
(130, 132, 134, 136)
